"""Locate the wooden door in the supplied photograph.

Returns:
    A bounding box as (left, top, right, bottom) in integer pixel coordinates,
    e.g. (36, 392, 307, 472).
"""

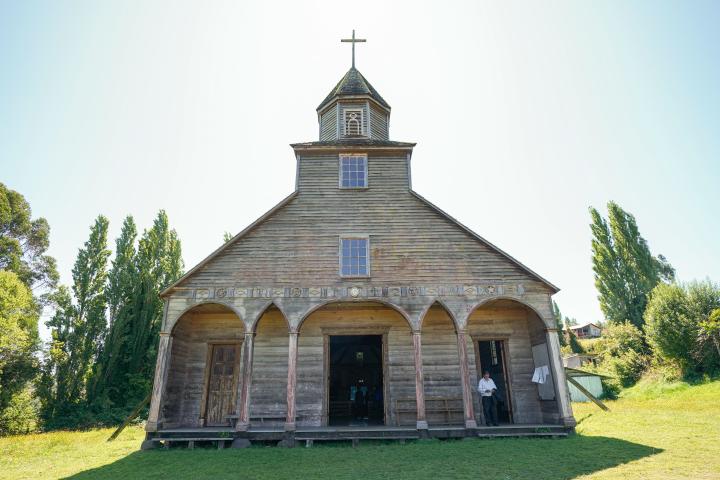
(205, 344, 239, 426)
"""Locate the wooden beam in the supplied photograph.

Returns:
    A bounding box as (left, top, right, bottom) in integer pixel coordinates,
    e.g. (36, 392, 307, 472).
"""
(107, 393, 151, 442)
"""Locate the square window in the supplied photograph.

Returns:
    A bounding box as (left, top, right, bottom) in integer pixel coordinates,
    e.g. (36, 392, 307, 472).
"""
(340, 237, 369, 276)
(339, 154, 367, 188)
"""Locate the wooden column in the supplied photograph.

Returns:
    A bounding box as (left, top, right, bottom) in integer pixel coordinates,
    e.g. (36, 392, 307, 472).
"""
(412, 331, 428, 430)
(456, 330, 478, 429)
(235, 332, 255, 431)
(545, 328, 576, 427)
(146, 332, 172, 432)
(285, 331, 299, 431)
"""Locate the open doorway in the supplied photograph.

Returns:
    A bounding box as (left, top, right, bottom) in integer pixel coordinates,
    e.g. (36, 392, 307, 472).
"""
(477, 340, 513, 423)
(328, 335, 384, 426)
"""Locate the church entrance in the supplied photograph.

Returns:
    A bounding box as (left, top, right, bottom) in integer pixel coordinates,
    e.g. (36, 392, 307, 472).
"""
(203, 343, 241, 426)
(477, 340, 513, 424)
(327, 335, 385, 426)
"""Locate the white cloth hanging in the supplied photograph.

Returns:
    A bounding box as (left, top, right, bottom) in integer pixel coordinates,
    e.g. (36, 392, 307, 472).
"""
(532, 365, 550, 384)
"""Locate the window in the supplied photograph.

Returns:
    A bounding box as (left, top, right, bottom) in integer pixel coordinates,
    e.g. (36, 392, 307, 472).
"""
(340, 237, 369, 276)
(343, 109, 363, 136)
(339, 154, 367, 188)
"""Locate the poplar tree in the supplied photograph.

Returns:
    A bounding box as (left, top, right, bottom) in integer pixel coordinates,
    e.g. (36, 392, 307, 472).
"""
(39, 216, 110, 425)
(89, 216, 137, 404)
(590, 202, 674, 328)
(552, 301, 567, 347)
(91, 211, 183, 415)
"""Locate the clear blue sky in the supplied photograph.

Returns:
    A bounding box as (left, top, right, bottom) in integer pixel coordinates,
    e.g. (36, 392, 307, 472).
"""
(2, 1, 719, 334)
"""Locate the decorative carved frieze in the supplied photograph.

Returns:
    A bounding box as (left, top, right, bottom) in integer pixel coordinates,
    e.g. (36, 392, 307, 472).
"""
(185, 283, 527, 300)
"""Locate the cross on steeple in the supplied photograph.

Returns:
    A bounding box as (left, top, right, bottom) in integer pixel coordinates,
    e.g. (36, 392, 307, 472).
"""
(341, 29, 366, 69)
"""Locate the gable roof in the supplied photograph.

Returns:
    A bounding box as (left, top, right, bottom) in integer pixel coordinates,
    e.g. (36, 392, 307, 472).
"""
(567, 321, 603, 330)
(409, 190, 560, 293)
(160, 191, 298, 298)
(161, 186, 560, 297)
(317, 67, 391, 112)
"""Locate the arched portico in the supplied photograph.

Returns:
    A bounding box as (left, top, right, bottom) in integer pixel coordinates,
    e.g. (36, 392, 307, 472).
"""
(294, 301, 415, 428)
(155, 302, 246, 429)
(464, 298, 568, 425)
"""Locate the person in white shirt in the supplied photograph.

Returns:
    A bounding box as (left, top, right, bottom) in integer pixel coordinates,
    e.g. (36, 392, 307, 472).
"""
(477, 371, 499, 426)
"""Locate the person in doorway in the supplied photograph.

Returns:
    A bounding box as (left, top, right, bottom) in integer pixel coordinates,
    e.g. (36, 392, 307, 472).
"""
(478, 370, 499, 426)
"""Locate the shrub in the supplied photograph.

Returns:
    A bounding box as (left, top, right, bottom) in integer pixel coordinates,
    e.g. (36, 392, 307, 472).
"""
(0, 388, 39, 435)
(645, 281, 720, 375)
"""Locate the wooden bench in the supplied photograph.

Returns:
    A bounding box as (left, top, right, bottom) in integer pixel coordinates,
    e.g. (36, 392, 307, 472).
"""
(394, 397, 465, 426)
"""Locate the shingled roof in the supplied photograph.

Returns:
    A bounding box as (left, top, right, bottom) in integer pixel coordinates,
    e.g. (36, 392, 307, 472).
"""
(317, 67, 391, 112)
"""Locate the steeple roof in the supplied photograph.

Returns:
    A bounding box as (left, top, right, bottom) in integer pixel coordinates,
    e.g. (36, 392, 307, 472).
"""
(317, 67, 391, 112)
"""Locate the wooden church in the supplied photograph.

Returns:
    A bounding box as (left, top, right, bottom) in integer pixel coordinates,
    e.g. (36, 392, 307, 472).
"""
(143, 32, 576, 448)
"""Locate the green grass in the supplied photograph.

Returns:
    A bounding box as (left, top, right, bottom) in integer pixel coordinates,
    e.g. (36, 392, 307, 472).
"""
(2, 380, 719, 480)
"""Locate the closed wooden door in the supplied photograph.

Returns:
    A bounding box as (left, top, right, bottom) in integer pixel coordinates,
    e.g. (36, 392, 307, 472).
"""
(205, 344, 239, 426)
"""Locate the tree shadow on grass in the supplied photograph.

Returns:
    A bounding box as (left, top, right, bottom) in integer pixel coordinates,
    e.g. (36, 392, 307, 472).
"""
(65, 434, 661, 480)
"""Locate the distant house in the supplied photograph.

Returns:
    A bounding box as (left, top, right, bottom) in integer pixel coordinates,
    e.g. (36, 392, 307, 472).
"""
(566, 321, 603, 339)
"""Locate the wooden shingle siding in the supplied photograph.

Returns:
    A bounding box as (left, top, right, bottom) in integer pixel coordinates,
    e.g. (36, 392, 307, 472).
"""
(319, 106, 337, 141)
(177, 150, 548, 290)
(370, 103, 389, 140)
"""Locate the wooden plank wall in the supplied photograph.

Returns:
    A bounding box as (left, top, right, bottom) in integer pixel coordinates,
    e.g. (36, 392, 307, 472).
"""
(319, 106, 337, 141)
(249, 310, 289, 425)
(421, 305, 464, 425)
(162, 312, 245, 428)
(179, 151, 547, 291)
(369, 103, 389, 140)
(466, 304, 545, 424)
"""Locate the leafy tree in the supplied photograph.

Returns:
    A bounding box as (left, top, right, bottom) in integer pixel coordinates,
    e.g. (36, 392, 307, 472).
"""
(552, 301, 567, 347)
(223, 231, 233, 243)
(590, 201, 674, 328)
(565, 319, 584, 354)
(0, 270, 40, 429)
(0, 183, 59, 295)
(594, 321, 648, 386)
(645, 281, 720, 374)
(39, 216, 110, 426)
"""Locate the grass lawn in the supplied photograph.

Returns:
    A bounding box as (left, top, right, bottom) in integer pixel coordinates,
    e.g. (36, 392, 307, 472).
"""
(1, 380, 718, 480)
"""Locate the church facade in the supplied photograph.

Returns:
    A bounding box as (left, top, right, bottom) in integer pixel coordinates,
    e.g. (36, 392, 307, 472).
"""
(144, 48, 575, 447)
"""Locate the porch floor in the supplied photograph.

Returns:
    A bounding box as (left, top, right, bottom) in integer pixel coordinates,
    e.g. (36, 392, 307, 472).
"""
(147, 423, 570, 446)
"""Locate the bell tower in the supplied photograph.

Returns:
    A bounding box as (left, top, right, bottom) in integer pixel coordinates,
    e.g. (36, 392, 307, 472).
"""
(316, 30, 391, 141)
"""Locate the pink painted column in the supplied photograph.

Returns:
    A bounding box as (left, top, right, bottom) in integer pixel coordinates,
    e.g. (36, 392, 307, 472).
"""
(412, 331, 428, 430)
(285, 331, 299, 431)
(235, 332, 255, 431)
(456, 330, 478, 429)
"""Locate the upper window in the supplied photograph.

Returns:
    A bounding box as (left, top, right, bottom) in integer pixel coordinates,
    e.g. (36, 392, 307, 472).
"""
(340, 237, 369, 277)
(343, 109, 363, 136)
(339, 154, 367, 188)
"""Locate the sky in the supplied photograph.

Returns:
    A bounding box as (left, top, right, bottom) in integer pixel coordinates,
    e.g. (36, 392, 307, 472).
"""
(2, 0, 719, 337)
